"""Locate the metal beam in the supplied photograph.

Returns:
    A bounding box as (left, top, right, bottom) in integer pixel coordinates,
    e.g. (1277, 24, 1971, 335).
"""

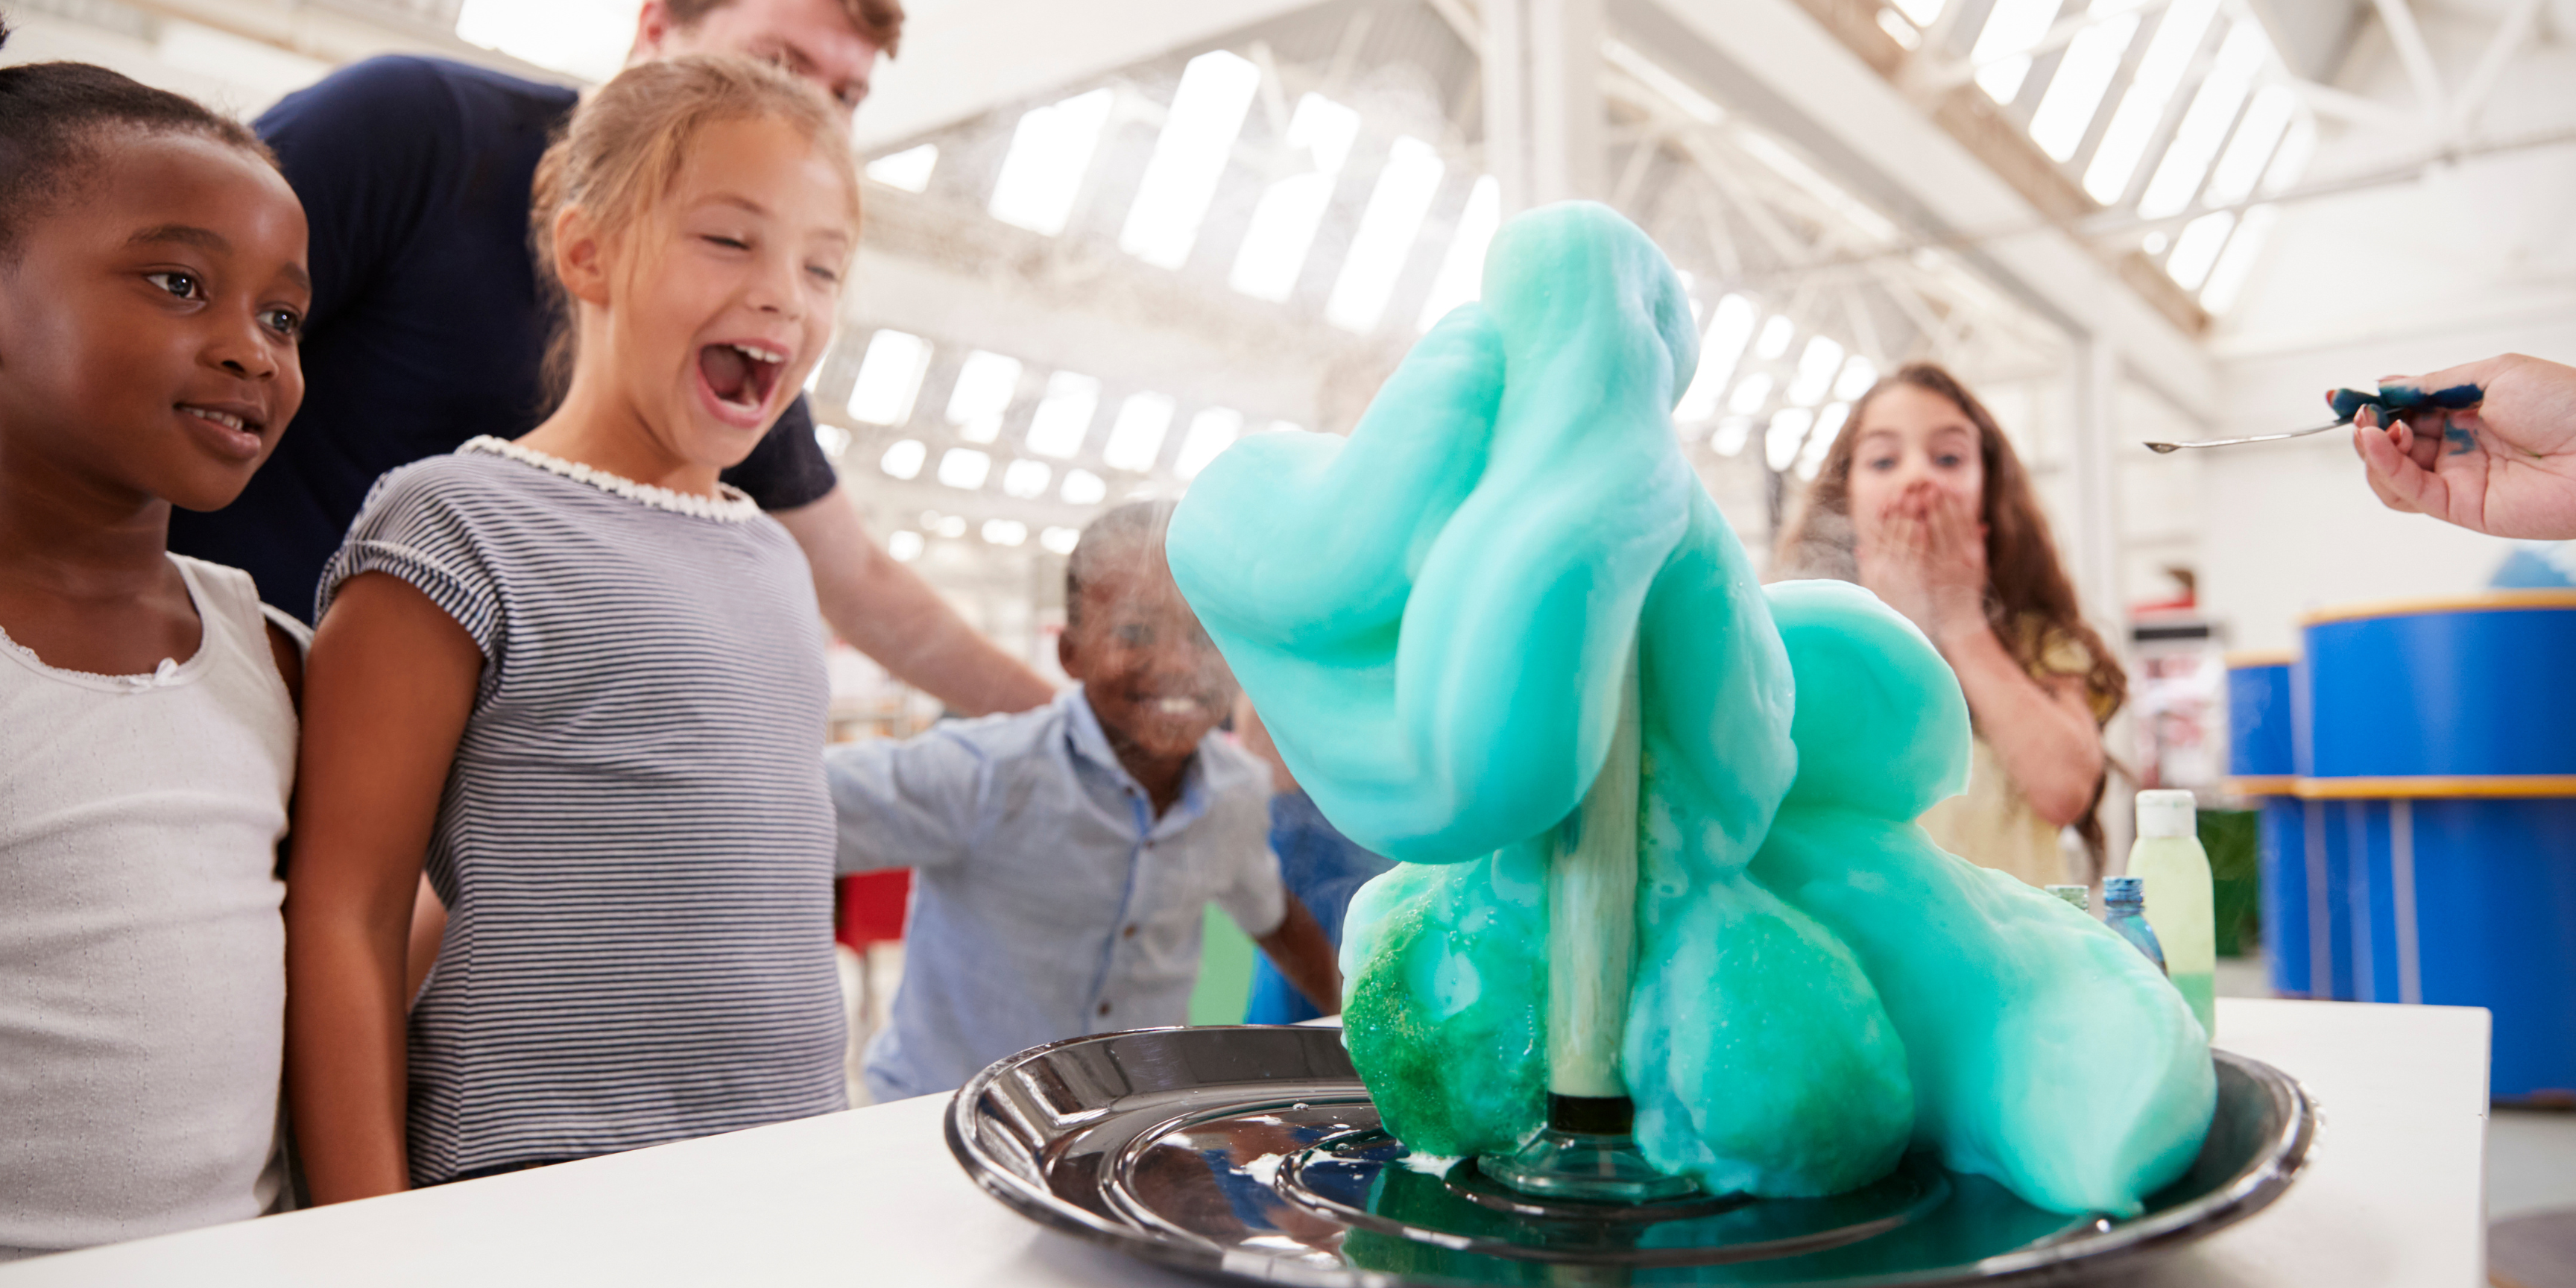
(2448, 0, 2546, 144)
(2367, 0, 2447, 127)
(853, 0, 1332, 151)
(1624, 0, 2218, 415)
(1482, 0, 1610, 209)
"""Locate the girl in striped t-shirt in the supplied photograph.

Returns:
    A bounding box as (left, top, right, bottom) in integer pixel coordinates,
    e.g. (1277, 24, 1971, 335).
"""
(285, 56, 861, 1200)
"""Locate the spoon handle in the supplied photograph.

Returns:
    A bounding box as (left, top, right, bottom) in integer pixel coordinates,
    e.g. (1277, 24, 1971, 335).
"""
(2142, 420, 2345, 453)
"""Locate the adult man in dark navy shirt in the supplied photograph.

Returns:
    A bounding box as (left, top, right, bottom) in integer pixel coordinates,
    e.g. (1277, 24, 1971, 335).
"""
(171, 0, 1052, 716)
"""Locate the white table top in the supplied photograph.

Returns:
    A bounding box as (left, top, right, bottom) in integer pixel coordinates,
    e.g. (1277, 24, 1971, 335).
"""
(0, 997, 2490, 1287)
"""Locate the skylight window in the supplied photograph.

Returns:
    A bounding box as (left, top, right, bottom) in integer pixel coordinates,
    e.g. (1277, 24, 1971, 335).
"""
(1415, 175, 1502, 331)
(887, 531, 924, 561)
(845, 329, 931, 426)
(2163, 210, 2233, 289)
(1676, 294, 1759, 422)
(2260, 116, 2316, 195)
(2197, 203, 2276, 312)
(1729, 373, 1776, 416)
(2135, 20, 2269, 218)
(1023, 372, 1099, 458)
(989, 87, 1115, 236)
(1711, 417, 1754, 457)
(2201, 85, 2294, 206)
(865, 144, 938, 194)
(1890, 0, 1945, 26)
(1001, 458, 1053, 499)
(1230, 94, 1361, 303)
(880, 438, 926, 480)
(1834, 356, 1879, 401)
(1120, 51, 1260, 270)
(813, 423, 852, 458)
(1325, 137, 1445, 334)
(1173, 407, 1243, 480)
(1102, 393, 1175, 472)
(937, 448, 992, 490)
(1766, 407, 1815, 472)
(1799, 402, 1852, 479)
(1971, 0, 2068, 104)
(2083, 0, 2220, 204)
(2029, 3, 2140, 162)
(1061, 469, 1108, 505)
(1755, 315, 1797, 361)
(1040, 526, 1081, 555)
(945, 350, 1023, 443)
(982, 519, 1029, 547)
(1787, 336, 1846, 406)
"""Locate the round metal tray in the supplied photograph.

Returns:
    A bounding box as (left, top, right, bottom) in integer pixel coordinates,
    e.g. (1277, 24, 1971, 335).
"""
(947, 1025, 2312, 1287)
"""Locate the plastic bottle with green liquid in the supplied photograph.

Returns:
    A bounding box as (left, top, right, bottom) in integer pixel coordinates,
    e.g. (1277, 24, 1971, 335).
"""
(2130, 789, 2215, 1038)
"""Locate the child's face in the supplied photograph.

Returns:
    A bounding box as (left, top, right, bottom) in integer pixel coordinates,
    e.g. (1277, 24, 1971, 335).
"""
(1847, 383, 1986, 538)
(599, 113, 850, 474)
(1060, 555, 1239, 764)
(0, 133, 308, 514)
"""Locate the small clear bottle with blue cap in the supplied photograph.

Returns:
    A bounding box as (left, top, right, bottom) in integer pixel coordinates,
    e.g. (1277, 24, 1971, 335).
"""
(2102, 876, 2166, 976)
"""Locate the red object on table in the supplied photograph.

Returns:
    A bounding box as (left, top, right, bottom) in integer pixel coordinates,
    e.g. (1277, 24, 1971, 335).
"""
(836, 871, 912, 949)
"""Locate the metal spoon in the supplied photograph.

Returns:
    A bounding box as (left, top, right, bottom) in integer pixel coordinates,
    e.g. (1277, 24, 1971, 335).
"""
(2143, 385, 2484, 454)
(2143, 420, 2346, 453)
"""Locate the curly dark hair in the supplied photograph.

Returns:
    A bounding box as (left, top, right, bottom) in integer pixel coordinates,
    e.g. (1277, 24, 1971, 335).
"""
(1775, 361, 2128, 863)
(0, 23, 276, 266)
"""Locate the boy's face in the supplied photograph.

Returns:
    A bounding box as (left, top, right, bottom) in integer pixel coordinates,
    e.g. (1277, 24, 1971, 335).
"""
(0, 133, 309, 514)
(636, 0, 884, 112)
(1060, 552, 1239, 764)
(588, 113, 850, 476)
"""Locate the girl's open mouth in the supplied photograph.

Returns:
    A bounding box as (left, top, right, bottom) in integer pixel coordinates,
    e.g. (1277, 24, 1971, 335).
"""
(698, 341, 786, 426)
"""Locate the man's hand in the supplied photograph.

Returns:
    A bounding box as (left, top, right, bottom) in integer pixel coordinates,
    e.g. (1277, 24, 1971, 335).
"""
(2352, 353, 2576, 540)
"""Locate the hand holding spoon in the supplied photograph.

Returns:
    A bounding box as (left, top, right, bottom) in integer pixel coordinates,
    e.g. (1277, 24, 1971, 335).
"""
(2144, 384, 2484, 453)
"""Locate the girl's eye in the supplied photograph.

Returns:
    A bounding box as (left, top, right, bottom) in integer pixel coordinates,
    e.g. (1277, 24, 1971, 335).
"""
(703, 235, 750, 251)
(806, 264, 842, 286)
(145, 271, 203, 301)
(262, 308, 303, 338)
(1865, 457, 1896, 471)
(1934, 453, 1963, 468)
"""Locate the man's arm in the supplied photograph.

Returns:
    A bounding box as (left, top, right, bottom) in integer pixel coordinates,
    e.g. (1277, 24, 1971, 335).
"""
(1253, 893, 1343, 1017)
(774, 486, 1055, 716)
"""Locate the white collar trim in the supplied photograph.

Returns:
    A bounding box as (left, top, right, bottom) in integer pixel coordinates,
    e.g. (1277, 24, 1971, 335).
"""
(460, 436, 761, 523)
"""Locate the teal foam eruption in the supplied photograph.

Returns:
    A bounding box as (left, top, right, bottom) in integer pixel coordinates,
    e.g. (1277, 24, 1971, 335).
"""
(1167, 201, 2212, 1216)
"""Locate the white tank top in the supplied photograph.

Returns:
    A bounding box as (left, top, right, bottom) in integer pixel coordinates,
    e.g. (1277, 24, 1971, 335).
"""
(0, 555, 297, 1260)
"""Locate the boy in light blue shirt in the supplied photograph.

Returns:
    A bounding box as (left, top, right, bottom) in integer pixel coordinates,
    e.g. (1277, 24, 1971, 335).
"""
(826, 502, 1342, 1101)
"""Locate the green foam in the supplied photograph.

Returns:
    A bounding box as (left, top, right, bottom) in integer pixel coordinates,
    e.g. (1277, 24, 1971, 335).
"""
(1167, 203, 2211, 1216)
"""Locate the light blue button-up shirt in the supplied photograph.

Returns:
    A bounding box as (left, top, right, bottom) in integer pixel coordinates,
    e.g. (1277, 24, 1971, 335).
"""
(825, 686, 1284, 1102)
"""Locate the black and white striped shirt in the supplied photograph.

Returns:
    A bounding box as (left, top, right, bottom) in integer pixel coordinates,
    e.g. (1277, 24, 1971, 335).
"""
(320, 438, 844, 1186)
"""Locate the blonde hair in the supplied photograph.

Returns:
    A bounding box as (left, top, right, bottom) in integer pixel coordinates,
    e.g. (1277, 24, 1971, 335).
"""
(529, 53, 860, 408)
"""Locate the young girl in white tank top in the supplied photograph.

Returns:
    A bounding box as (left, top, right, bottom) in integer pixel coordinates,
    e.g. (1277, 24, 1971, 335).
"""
(0, 41, 314, 1260)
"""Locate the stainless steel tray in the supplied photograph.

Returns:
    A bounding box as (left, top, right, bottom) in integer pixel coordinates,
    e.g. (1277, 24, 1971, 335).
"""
(946, 1025, 2312, 1286)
